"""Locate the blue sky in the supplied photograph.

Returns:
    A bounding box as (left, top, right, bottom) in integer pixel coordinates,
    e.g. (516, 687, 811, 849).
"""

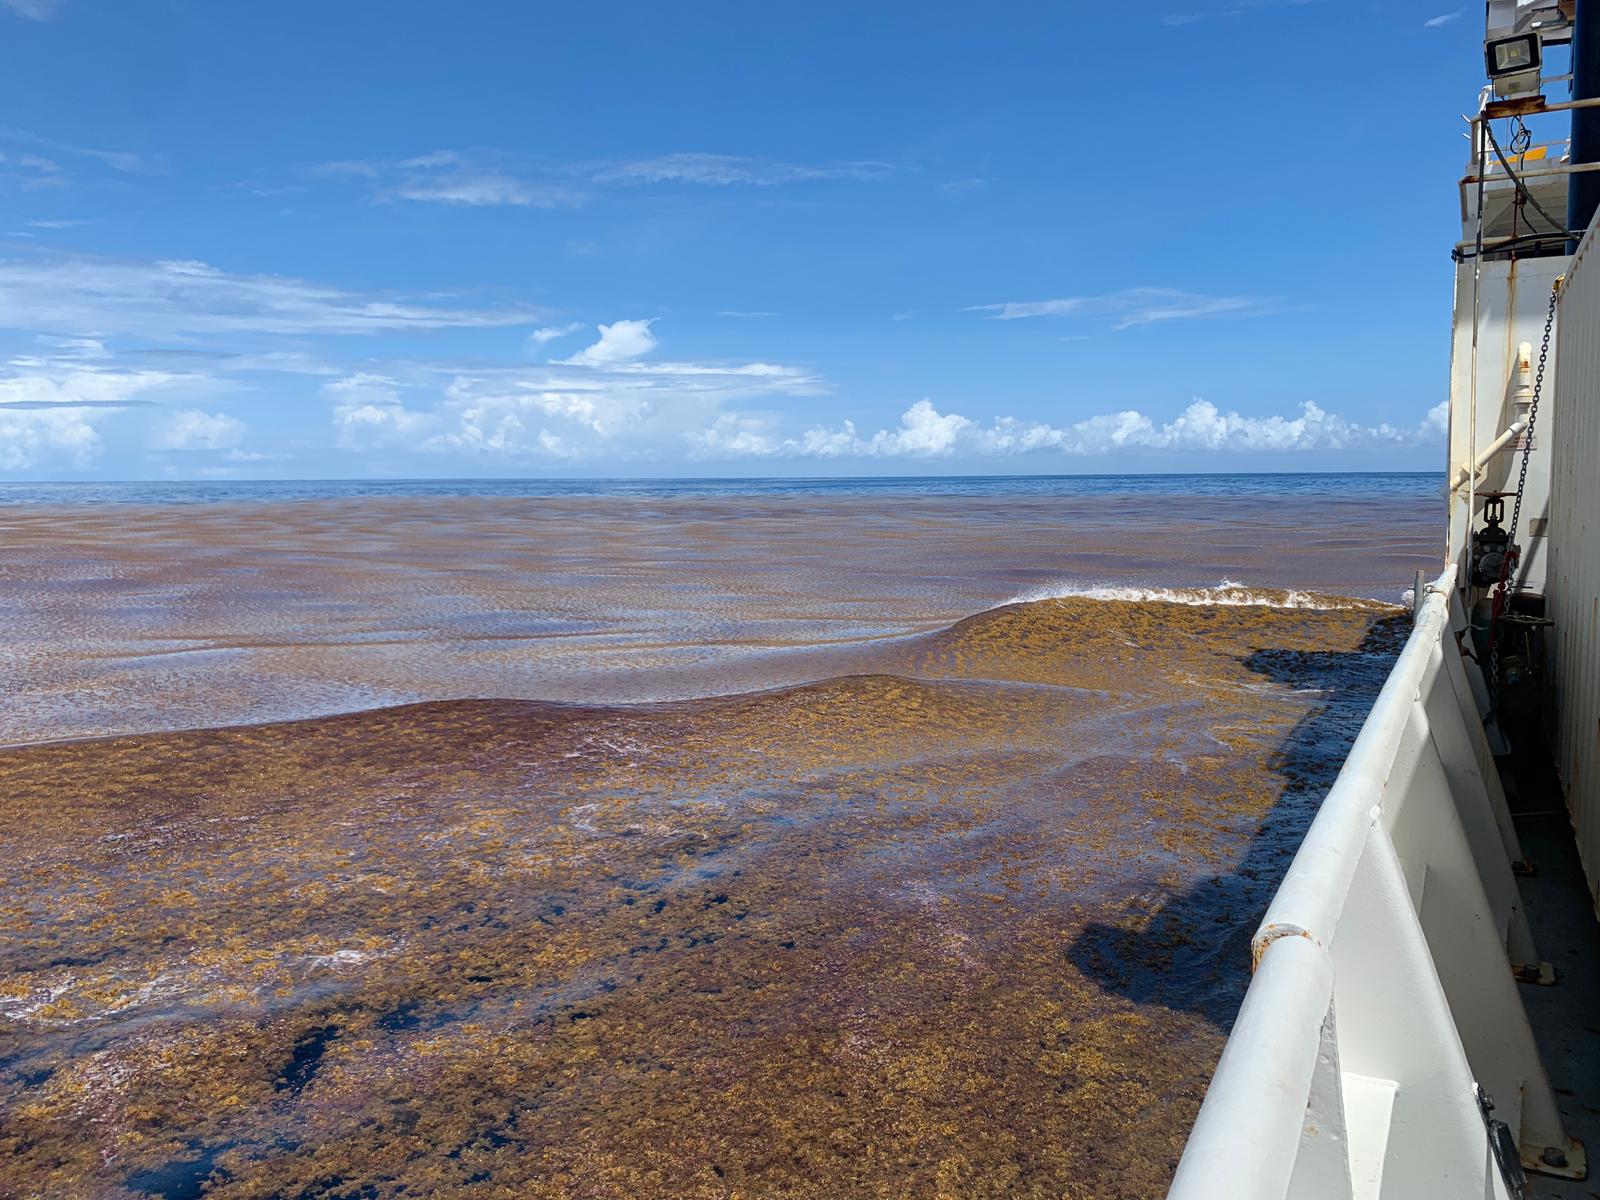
(0, 0, 1491, 479)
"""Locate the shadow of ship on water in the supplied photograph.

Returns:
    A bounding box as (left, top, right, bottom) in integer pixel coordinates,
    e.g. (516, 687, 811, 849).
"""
(1067, 614, 1411, 1030)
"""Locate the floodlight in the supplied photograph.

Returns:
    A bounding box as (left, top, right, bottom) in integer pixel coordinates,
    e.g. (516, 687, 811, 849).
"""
(1486, 33, 1541, 78)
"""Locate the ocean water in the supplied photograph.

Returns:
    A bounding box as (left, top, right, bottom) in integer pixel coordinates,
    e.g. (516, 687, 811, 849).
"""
(0, 473, 1440, 745)
(0, 474, 1439, 1198)
(0, 470, 1440, 506)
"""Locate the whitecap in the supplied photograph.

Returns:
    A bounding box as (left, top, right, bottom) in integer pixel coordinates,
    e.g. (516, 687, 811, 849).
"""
(1003, 579, 1397, 612)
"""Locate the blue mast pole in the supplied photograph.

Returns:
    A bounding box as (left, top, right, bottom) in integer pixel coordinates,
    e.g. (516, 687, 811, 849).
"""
(1568, 0, 1600, 249)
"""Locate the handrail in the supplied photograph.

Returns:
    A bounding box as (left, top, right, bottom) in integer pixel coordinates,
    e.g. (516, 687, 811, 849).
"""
(1167, 937, 1333, 1198)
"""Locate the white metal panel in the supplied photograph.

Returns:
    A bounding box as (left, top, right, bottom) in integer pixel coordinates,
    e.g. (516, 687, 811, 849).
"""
(1548, 212, 1600, 917)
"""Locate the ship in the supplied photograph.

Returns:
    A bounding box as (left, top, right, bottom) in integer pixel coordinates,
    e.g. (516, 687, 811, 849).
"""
(1167, 2, 1600, 1196)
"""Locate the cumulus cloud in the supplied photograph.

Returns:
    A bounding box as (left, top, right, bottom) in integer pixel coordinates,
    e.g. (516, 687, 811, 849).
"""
(0, 405, 106, 467)
(0, 255, 543, 339)
(687, 414, 782, 458)
(686, 398, 1444, 461)
(149, 408, 246, 450)
(423, 386, 606, 458)
(327, 373, 436, 448)
(768, 401, 1433, 464)
(305, 321, 822, 463)
(557, 319, 658, 366)
(967, 287, 1276, 330)
(787, 399, 974, 458)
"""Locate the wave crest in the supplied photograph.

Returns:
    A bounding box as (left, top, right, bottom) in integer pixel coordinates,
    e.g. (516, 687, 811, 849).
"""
(1005, 579, 1397, 611)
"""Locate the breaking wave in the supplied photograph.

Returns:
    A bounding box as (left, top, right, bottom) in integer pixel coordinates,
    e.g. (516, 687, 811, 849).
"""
(1004, 579, 1400, 611)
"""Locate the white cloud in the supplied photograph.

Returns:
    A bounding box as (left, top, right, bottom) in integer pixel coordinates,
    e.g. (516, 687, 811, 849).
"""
(310, 160, 380, 179)
(1, 129, 146, 172)
(1423, 12, 1460, 26)
(557, 319, 658, 366)
(300, 321, 823, 463)
(0, 363, 191, 468)
(26, 218, 87, 229)
(782, 401, 972, 459)
(387, 160, 583, 208)
(583, 153, 893, 186)
(0, 150, 67, 191)
(687, 397, 1443, 461)
(967, 287, 1276, 330)
(149, 408, 246, 450)
(1, 0, 59, 19)
(315, 150, 590, 208)
(309, 150, 891, 208)
(0, 364, 185, 407)
(421, 362, 807, 458)
(327, 373, 436, 448)
(687, 414, 782, 457)
(0, 405, 104, 467)
(529, 321, 584, 346)
(0, 255, 544, 338)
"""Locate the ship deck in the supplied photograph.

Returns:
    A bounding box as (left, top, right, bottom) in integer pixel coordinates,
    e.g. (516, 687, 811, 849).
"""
(1507, 747, 1600, 1200)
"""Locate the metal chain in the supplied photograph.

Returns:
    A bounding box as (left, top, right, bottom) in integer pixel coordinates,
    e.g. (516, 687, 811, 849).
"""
(1487, 279, 1560, 701)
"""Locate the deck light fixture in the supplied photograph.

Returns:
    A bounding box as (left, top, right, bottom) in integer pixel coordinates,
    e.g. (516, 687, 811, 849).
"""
(1486, 32, 1543, 95)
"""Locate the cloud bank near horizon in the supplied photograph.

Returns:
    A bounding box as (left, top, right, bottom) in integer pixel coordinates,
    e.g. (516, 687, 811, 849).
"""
(0, 252, 1444, 476)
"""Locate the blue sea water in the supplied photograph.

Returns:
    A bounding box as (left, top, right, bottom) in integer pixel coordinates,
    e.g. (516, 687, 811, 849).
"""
(0, 472, 1442, 507)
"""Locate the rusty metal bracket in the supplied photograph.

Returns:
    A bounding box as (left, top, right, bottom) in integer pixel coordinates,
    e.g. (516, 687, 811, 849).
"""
(1487, 95, 1552, 120)
(1524, 1135, 1589, 1181)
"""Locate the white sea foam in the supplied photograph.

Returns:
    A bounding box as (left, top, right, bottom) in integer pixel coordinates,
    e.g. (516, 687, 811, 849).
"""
(1006, 579, 1395, 611)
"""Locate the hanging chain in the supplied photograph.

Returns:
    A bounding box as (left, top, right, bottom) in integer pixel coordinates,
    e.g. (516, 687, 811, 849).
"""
(1486, 279, 1560, 701)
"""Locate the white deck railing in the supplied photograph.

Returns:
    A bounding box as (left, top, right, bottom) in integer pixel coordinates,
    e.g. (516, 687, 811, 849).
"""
(1168, 565, 1582, 1200)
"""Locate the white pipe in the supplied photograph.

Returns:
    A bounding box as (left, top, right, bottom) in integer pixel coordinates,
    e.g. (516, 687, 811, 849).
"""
(1447, 416, 1529, 494)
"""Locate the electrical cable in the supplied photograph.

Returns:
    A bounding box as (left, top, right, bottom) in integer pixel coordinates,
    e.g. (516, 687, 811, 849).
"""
(1484, 118, 1571, 235)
